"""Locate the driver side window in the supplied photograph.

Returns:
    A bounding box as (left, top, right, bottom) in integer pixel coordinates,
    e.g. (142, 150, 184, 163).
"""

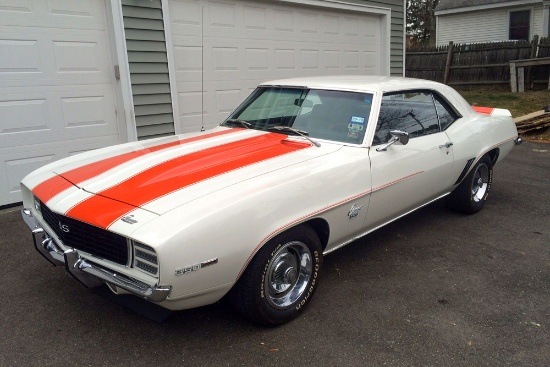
(374, 91, 440, 145)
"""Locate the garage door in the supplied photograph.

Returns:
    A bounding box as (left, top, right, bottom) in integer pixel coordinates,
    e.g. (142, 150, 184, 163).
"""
(168, 0, 386, 133)
(0, 0, 122, 206)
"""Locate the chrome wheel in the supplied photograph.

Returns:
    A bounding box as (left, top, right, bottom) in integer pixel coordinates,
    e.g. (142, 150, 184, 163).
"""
(471, 163, 489, 202)
(229, 224, 322, 325)
(265, 241, 312, 309)
(446, 155, 493, 215)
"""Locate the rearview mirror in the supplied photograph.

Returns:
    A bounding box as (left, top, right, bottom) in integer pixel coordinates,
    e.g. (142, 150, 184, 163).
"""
(294, 99, 313, 108)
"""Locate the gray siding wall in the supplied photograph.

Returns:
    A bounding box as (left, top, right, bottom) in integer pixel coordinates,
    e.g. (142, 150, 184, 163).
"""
(122, 0, 175, 139)
(436, 4, 544, 46)
(353, 0, 405, 76)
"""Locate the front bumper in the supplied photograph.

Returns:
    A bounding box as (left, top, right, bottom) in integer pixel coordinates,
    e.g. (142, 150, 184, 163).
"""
(22, 208, 171, 302)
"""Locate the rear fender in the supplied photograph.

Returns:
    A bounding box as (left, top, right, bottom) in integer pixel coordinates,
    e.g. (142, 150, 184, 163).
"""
(472, 106, 512, 117)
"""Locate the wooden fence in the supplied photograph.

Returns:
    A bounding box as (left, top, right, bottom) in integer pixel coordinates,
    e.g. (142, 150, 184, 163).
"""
(406, 36, 550, 88)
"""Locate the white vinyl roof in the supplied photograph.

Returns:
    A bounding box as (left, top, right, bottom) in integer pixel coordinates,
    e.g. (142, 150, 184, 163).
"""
(261, 75, 446, 94)
(260, 75, 476, 117)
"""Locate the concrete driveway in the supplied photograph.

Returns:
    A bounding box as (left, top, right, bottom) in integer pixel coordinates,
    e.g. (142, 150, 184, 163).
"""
(1, 141, 548, 367)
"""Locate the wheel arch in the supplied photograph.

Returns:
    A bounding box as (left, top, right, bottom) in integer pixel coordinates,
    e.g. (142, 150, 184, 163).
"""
(236, 217, 330, 284)
(486, 148, 500, 167)
(229, 219, 325, 325)
(301, 217, 330, 251)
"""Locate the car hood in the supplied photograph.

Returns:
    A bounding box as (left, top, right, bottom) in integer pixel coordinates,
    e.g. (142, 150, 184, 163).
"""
(32, 128, 340, 229)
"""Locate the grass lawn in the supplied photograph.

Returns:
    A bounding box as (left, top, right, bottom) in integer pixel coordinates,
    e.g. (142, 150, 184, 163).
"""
(457, 89, 550, 118)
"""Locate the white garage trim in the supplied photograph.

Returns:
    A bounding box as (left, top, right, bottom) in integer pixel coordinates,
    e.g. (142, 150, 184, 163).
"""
(108, 0, 137, 142)
(161, 0, 183, 135)
(403, 0, 406, 77)
(277, 0, 390, 13)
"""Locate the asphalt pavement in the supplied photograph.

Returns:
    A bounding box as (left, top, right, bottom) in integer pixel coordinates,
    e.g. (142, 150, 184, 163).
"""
(1, 141, 548, 367)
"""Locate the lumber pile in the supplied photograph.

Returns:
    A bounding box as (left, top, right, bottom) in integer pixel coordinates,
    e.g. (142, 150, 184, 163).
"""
(515, 111, 550, 134)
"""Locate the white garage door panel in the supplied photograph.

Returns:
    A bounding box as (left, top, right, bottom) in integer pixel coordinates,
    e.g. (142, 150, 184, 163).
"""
(0, 88, 118, 146)
(0, 135, 120, 205)
(169, 0, 384, 132)
(0, 27, 114, 88)
(0, 0, 106, 29)
(0, 0, 121, 206)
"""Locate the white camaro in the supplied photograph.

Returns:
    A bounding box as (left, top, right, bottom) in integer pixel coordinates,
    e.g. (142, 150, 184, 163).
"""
(21, 76, 520, 325)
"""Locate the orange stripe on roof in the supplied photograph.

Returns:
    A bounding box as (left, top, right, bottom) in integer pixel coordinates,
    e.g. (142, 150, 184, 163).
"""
(32, 129, 241, 203)
(66, 133, 311, 229)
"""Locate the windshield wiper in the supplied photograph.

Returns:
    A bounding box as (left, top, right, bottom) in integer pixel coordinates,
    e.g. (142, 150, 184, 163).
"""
(268, 126, 321, 147)
(224, 119, 251, 129)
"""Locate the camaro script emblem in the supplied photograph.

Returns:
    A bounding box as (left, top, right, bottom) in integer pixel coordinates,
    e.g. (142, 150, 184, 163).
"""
(348, 204, 364, 219)
(58, 221, 70, 233)
(121, 215, 138, 224)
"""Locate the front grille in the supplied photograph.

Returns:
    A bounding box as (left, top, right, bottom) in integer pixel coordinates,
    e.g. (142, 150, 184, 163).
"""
(40, 201, 129, 265)
(136, 260, 157, 274)
(133, 242, 158, 275)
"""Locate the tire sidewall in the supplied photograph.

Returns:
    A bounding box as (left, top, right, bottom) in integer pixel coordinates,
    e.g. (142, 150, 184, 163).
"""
(467, 156, 493, 211)
(254, 226, 322, 325)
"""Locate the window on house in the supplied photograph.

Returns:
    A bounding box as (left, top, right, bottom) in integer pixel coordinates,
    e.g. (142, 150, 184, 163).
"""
(509, 10, 530, 41)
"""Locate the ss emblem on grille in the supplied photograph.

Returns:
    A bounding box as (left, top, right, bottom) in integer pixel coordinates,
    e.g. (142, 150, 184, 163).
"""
(58, 221, 70, 233)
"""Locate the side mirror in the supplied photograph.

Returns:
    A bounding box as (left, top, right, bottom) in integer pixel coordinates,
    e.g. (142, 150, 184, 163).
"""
(376, 130, 409, 152)
(390, 130, 409, 145)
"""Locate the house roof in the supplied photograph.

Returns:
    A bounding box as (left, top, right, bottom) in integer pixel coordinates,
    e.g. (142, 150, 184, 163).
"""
(436, 0, 539, 12)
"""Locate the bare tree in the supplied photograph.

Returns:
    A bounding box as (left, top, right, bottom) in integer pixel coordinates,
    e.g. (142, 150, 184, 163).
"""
(407, 0, 440, 46)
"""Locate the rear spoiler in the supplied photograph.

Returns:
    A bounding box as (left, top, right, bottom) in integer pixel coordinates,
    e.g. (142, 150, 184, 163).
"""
(472, 106, 512, 117)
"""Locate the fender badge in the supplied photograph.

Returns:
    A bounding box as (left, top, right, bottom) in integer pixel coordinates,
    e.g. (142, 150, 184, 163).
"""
(175, 258, 218, 276)
(348, 204, 364, 219)
(121, 215, 138, 224)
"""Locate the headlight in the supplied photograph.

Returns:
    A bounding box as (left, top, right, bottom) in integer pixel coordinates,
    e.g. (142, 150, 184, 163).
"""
(132, 241, 158, 276)
(33, 196, 41, 214)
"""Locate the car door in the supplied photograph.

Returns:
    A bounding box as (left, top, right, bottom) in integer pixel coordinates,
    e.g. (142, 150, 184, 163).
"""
(365, 90, 458, 230)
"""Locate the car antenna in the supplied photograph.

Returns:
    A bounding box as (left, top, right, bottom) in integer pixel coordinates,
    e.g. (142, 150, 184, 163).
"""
(200, 5, 205, 132)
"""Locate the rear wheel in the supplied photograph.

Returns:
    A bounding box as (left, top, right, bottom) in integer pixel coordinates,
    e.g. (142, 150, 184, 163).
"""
(229, 225, 322, 326)
(446, 155, 493, 214)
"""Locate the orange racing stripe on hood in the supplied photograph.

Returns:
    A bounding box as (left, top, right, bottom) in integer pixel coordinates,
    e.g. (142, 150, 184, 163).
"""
(65, 133, 311, 229)
(32, 129, 241, 203)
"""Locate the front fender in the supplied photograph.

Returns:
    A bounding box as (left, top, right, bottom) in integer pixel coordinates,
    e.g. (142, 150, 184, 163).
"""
(130, 147, 371, 302)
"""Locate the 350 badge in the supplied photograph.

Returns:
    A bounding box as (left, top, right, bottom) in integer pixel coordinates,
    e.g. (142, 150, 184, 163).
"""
(175, 258, 219, 276)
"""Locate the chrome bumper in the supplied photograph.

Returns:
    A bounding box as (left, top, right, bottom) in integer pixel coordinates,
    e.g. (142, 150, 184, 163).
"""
(21, 208, 171, 302)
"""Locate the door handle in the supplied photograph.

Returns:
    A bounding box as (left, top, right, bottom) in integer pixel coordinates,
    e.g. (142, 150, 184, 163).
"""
(439, 142, 453, 148)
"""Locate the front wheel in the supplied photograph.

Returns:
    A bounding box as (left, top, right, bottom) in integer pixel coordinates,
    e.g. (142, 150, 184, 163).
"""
(446, 155, 493, 214)
(229, 225, 322, 326)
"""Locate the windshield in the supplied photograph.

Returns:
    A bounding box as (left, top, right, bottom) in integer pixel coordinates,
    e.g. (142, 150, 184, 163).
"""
(222, 87, 373, 144)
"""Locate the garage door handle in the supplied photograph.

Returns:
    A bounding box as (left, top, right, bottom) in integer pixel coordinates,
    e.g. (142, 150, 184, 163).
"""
(439, 142, 453, 148)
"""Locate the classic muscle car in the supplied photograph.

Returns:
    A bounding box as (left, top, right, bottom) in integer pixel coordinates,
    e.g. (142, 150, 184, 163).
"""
(21, 76, 520, 325)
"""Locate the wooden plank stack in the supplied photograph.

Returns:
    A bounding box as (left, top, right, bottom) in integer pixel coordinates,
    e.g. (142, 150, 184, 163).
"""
(515, 111, 550, 134)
